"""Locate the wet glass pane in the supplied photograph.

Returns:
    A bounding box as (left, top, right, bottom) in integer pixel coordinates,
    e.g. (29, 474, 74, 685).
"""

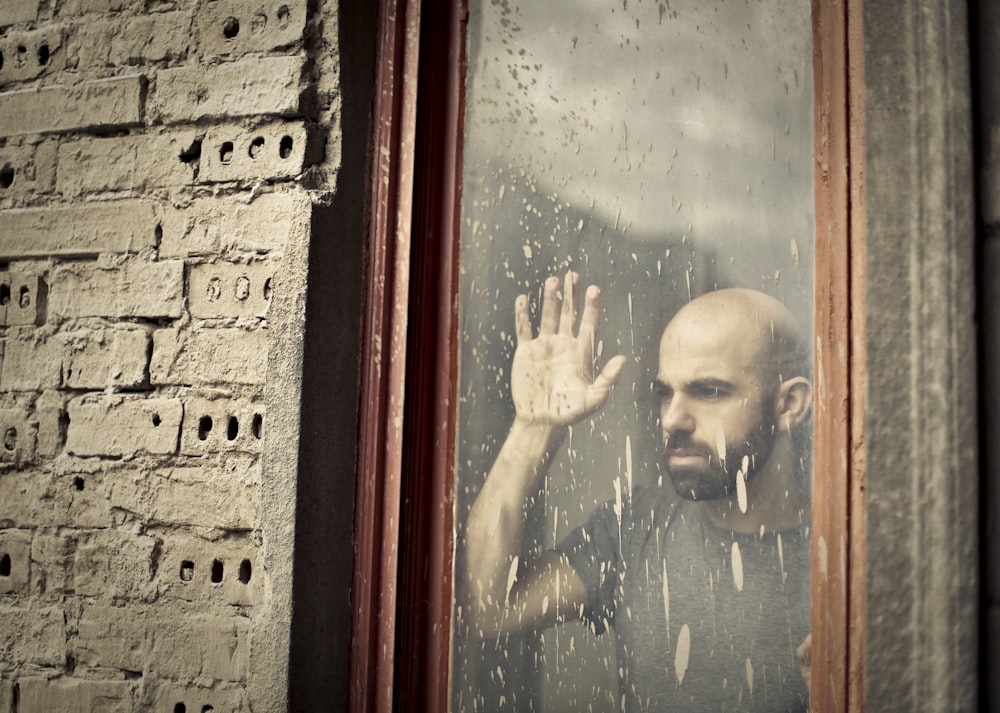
(451, 1, 814, 711)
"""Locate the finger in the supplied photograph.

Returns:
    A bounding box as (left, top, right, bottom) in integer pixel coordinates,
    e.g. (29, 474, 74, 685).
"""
(558, 271, 579, 336)
(586, 355, 628, 410)
(514, 294, 532, 344)
(576, 285, 602, 378)
(579, 284, 602, 332)
(538, 276, 561, 336)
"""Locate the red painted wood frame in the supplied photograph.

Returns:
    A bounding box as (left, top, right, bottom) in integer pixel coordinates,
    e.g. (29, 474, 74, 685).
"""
(350, 1, 866, 712)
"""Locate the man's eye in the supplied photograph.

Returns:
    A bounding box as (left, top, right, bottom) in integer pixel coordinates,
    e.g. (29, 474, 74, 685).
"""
(693, 385, 723, 399)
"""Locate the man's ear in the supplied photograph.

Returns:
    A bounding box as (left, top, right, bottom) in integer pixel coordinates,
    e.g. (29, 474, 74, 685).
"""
(777, 377, 812, 430)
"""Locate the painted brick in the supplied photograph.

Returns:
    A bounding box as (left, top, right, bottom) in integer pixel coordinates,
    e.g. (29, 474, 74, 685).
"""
(107, 460, 260, 531)
(60, 328, 149, 390)
(150, 612, 249, 681)
(2, 272, 48, 326)
(0, 529, 31, 594)
(0, 330, 61, 391)
(65, 396, 181, 457)
(148, 682, 246, 713)
(150, 328, 269, 385)
(0, 0, 40, 26)
(0, 27, 64, 86)
(0, 200, 158, 259)
(75, 603, 146, 671)
(0, 74, 145, 138)
(30, 533, 75, 594)
(188, 260, 275, 319)
(200, 120, 315, 183)
(0, 470, 112, 528)
(16, 678, 133, 713)
(153, 54, 304, 123)
(49, 260, 183, 320)
(158, 533, 262, 606)
(35, 389, 67, 456)
(0, 606, 64, 666)
(56, 131, 198, 196)
(73, 530, 157, 601)
(0, 140, 58, 204)
(180, 396, 264, 454)
(0, 407, 36, 465)
(111, 11, 191, 65)
(158, 190, 309, 256)
(197, 0, 307, 56)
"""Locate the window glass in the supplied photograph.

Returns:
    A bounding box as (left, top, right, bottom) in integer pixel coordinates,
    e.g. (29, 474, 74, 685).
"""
(451, 2, 815, 710)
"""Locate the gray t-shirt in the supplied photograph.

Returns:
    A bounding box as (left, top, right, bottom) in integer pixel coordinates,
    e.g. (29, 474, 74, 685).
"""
(557, 485, 810, 712)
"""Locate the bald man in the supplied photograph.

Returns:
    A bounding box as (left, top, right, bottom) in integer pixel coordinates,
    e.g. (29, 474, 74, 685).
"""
(462, 273, 812, 712)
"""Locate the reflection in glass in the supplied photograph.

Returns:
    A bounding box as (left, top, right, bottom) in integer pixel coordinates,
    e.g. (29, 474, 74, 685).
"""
(451, 2, 815, 711)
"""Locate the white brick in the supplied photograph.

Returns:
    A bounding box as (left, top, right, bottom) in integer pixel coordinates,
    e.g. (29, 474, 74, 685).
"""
(17, 678, 133, 713)
(35, 389, 66, 456)
(73, 530, 157, 601)
(65, 396, 181, 457)
(107, 461, 260, 531)
(150, 328, 269, 385)
(0, 529, 31, 594)
(0, 200, 159, 258)
(150, 613, 248, 681)
(0, 27, 64, 85)
(50, 260, 183, 319)
(180, 396, 264, 454)
(0, 329, 62, 391)
(0, 407, 36, 464)
(30, 533, 75, 594)
(2, 272, 48, 326)
(75, 603, 146, 671)
(0, 606, 64, 667)
(0, 139, 58, 204)
(0, 679, 12, 713)
(148, 682, 246, 713)
(0, 0, 40, 26)
(110, 11, 191, 65)
(158, 533, 262, 606)
(0, 470, 113, 528)
(196, 0, 307, 56)
(56, 131, 198, 196)
(200, 120, 314, 183)
(61, 328, 149, 390)
(0, 74, 145, 138)
(153, 54, 304, 123)
(188, 260, 275, 319)
(158, 190, 310, 256)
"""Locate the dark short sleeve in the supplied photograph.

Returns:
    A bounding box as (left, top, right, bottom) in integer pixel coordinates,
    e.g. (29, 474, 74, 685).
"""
(553, 498, 623, 635)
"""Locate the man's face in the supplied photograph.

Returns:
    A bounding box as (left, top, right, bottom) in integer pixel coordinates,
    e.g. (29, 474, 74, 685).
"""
(655, 313, 778, 501)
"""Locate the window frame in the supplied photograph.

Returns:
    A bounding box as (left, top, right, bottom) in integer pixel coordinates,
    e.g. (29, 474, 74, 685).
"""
(348, 1, 866, 711)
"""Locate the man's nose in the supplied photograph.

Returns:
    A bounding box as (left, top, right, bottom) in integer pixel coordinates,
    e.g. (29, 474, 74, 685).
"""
(661, 396, 695, 434)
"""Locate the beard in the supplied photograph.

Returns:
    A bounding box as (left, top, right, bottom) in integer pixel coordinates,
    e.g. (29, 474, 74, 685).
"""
(664, 411, 778, 502)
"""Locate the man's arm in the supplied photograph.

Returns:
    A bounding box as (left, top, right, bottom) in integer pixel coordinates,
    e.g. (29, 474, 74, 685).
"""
(461, 272, 626, 638)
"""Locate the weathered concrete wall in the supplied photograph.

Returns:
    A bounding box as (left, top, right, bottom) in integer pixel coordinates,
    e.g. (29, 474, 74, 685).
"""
(0, 0, 368, 710)
(864, 0, 979, 711)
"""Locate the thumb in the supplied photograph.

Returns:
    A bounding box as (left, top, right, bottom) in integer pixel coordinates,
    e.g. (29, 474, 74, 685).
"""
(587, 355, 628, 407)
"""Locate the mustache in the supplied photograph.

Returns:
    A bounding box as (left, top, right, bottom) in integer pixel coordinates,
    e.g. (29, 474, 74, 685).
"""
(663, 433, 713, 456)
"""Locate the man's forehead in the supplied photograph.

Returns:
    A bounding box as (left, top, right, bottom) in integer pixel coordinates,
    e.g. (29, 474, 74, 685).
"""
(657, 311, 767, 376)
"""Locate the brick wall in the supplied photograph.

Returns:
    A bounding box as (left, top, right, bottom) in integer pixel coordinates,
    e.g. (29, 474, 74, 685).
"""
(0, 1, 355, 710)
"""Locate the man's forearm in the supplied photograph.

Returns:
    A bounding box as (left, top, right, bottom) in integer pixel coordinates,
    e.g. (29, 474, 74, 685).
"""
(462, 418, 566, 631)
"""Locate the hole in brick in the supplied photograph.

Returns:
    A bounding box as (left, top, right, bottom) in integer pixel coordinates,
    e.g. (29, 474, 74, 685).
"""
(198, 415, 213, 441)
(222, 16, 240, 38)
(263, 277, 273, 301)
(279, 135, 293, 159)
(249, 135, 265, 159)
(16, 45, 27, 66)
(179, 560, 194, 581)
(154, 223, 163, 247)
(179, 138, 202, 163)
(202, 706, 214, 713)
(238, 558, 252, 584)
(250, 11, 267, 34)
(227, 416, 238, 440)
(151, 413, 162, 427)
(38, 43, 50, 65)
(0, 553, 10, 576)
(235, 275, 250, 301)
(0, 164, 13, 188)
(220, 141, 234, 164)
(0, 49, 4, 71)
(276, 4, 291, 27)
(207, 276, 222, 302)
(174, 704, 186, 713)
(3, 427, 16, 451)
(73, 477, 85, 491)
(0, 284, 9, 305)
(252, 413, 263, 439)
(211, 559, 223, 583)
(18, 285, 30, 309)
